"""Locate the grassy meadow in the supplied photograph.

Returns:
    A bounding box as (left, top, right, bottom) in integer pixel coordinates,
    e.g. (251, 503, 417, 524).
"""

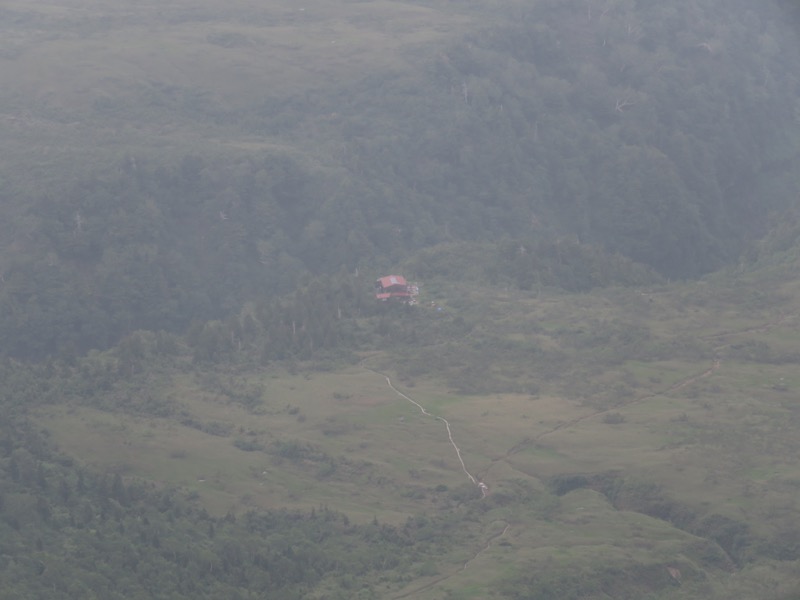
(33, 261, 800, 598)
(0, 0, 481, 193)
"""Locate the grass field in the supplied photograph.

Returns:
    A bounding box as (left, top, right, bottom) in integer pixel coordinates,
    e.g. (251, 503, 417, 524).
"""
(0, 0, 483, 193)
(34, 267, 800, 598)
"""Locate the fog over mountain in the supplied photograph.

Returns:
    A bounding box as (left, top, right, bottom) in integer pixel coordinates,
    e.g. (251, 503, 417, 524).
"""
(2, 2, 800, 599)
(2, 0, 800, 358)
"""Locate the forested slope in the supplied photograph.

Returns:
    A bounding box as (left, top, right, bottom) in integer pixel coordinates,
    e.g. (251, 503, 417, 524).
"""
(0, 385, 462, 600)
(1, 0, 799, 357)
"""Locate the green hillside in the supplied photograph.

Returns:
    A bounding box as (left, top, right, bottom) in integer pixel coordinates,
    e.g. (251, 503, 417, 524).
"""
(3, 0, 800, 598)
(2, 248, 800, 599)
(2, 0, 800, 358)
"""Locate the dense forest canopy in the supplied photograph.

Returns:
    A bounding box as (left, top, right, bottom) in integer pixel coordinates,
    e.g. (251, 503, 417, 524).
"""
(1, 0, 799, 357)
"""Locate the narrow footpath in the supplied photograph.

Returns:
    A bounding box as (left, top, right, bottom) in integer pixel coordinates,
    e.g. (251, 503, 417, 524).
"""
(382, 375, 488, 497)
(363, 362, 488, 498)
(391, 522, 510, 600)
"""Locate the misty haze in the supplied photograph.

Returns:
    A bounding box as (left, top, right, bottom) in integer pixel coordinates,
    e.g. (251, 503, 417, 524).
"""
(2, 1, 800, 598)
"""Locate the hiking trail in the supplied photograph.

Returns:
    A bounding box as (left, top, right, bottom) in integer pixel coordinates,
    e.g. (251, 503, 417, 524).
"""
(363, 362, 487, 498)
(382, 374, 488, 497)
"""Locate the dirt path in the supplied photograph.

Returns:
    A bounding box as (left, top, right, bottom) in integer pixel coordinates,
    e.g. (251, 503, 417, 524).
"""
(381, 373, 487, 496)
(480, 359, 722, 479)
(485, 310, 797, 476)
(379, 356, 725, 598)
(374, 312, 794, 597)
(461, 524, 510, 571)
(391, 523, 509, 600)
(700, 314, 795, 340)
(368, 354, 725, 493)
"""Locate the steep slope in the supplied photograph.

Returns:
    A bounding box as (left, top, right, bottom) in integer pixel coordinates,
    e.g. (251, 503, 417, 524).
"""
(1, 0, 800, 358)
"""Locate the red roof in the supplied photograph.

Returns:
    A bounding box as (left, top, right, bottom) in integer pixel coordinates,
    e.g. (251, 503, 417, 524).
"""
(377, 275, 407, 288)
